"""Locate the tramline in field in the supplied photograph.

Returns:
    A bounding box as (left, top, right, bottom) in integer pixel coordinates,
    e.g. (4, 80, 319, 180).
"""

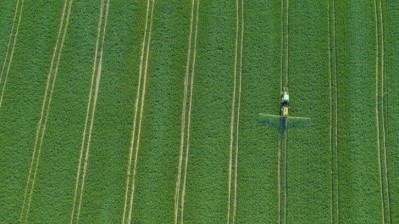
(259, 88, 311, 223)
(258, 87, 311, 133)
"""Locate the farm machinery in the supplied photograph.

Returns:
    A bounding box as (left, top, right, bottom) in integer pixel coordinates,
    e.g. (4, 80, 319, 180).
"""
(258, 87, 311, 133)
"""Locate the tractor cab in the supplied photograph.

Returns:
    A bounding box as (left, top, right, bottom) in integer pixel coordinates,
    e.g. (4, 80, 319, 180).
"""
(280, 88, 289, 117)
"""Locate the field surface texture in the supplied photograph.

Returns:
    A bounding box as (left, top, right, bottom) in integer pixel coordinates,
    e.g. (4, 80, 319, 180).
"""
(0, 1, 398, 223)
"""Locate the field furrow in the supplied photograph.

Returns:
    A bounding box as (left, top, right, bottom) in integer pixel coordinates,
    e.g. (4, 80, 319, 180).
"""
(20, 0, 73, 222)
(0, 0, 24, 109)
(70, 1, 109, 223)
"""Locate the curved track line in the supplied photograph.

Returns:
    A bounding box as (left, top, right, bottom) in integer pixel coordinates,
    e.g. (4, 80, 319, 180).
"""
(232, 1, 244, 223)
(122, 1, 151, 223)
(179, 2, 199, 223)
(70, 2, 103, 222)
(75, 2, 110, 222)
(0, 0, 24, 109)
(0, 0, 20, 86)
(174, 0, 196, 223)
(373, 1, 385, 223)
(20, 1, 72, 222)
(227, 0, 244, 223)
(378, 1, 391, 222)
(227, 0, 240, 222)
(70, 1, 109, 223)
(376, 1, 391, 222)
(70, 1, 104, 221)
(174, 0, 194, 221)
(126, 1, 155, 223)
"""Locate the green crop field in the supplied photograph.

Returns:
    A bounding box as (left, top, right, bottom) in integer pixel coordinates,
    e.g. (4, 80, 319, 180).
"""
(0, 0, 398, 223)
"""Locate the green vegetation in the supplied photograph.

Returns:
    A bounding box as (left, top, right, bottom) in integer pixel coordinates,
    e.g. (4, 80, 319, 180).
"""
(335, 1, 383, 222)
(0, 1, 64, 222)
(0, 1, 398, 223)
(0, 1, 15, 75)
(182, 1, 235, 223)
(78, 1, 143, 223)
(27, 1, 98, 223)
(236, 1, 280, 223)
(288, 1, 331, 222)
(131, 0, 190, 223)
(383, 1, 399, 222)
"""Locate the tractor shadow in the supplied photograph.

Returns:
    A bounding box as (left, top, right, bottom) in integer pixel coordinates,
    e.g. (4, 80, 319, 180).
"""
(257, 116, 286, 135)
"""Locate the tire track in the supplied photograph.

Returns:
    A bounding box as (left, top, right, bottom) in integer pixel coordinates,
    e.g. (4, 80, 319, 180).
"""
(374, 0, 391, 223)
(378, 1, 392, 221)
(277, 132, 282, 224)
(69, 1, 109, 223)
(20, 1, 73, 222)
(328, 0, 339, 223)
(283, 127, 288, 224)
(374, 0, 384, 223)
(0, 0, 24, 109)
(278, 0, 289, 223)
(283, 1, 289, 222)
(227, 0, 244, 223)
(174, 1, 199, 223)
(174, 0, 195, 220)
(121, 1, 151, 223)
(282, 0, 289, 87)
(122, 1, 155, 223)
(232, 1, 244, 221)
(279, 0, 283, 92)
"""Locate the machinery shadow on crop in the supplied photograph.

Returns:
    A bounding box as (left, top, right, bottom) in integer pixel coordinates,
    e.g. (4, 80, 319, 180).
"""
(257, 116, 311, 137)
